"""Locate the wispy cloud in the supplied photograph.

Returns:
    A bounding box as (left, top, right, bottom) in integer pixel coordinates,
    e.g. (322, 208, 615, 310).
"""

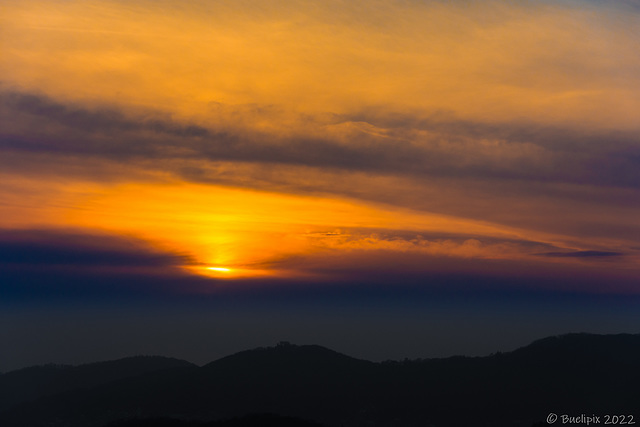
(3, 89, 639, 190)
(538, 250, 624, 258)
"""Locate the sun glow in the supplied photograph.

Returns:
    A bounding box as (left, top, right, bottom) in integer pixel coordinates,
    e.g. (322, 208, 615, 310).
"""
(50, 180, 569, 281)
(60, 182, 407, 278)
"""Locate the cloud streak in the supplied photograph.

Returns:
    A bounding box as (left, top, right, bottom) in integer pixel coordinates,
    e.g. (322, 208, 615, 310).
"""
(0, 228, 210, 300)
(539, 250, 624, 258)
(0, 229, 192, 268)
(2, 89, 639, 190)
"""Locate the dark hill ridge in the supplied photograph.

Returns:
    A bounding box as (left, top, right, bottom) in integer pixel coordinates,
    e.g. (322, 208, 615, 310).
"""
(510, 332, 640, 363)
(0, 356, 196, 412)
(0, 333, 639, 427)
(202, 341, 375, 382)
(204, 341, 369, 369)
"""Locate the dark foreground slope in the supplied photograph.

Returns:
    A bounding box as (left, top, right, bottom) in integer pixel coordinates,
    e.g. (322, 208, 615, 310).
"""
(105, 413, 325, 427)
(0, 334, 638, 427)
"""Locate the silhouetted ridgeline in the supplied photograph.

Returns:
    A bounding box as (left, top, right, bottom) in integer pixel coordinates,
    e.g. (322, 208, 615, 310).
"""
(0, 334, 639, 427)
(0, 356, 196, 412)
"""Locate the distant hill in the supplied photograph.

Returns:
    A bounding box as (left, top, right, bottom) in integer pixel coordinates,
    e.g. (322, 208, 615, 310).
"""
(0, 334, 638, 427)
(0, 356, 196, 412)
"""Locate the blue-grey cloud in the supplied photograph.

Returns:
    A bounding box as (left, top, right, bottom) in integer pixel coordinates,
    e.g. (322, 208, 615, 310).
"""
(2, 91, 212, 138)
(2, 89, 639, 190)
(0, 229, 207, 300)
(0, 229, 192, 268)
(538, 250, 624, 258)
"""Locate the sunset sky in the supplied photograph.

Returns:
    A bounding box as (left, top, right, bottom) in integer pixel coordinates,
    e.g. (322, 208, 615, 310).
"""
(1, 0, 639, 370)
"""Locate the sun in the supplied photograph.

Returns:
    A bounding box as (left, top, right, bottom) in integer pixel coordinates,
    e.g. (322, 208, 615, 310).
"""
(206, 267, 232, 272)
(190, 265, 236, 279)
(187, 264, 278, 279)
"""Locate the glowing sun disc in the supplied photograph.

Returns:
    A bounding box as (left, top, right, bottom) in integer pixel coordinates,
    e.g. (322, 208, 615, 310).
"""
(206, 267, 232, 272)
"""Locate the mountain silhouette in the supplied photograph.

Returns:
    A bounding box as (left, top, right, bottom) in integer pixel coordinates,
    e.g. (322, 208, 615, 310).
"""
(0, 334, 638, 427)
(0, 356, 195, 412)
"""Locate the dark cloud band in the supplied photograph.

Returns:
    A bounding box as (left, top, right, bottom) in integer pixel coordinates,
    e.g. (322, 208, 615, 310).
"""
(0, 229, 191, 268)
(2, 89, 639, 190)
(538, 250, 624, 258)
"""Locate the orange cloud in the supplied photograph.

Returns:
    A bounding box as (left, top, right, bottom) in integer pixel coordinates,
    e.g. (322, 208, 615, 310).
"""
(2, 0, 639, 129)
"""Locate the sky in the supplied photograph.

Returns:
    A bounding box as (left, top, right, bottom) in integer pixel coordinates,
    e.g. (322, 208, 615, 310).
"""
(1, 0, 639, 371)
